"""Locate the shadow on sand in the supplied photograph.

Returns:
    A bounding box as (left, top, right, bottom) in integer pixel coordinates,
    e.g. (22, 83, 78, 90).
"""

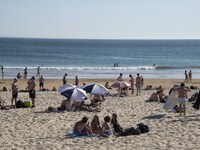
(142, 114, 166, 120)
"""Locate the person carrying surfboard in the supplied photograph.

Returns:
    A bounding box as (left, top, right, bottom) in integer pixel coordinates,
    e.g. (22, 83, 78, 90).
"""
(173, 83, 189, 117)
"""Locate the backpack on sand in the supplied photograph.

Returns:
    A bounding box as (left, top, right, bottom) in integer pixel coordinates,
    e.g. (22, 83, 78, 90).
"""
(137, 123, 149, 133)
(16, 100, 24, 108)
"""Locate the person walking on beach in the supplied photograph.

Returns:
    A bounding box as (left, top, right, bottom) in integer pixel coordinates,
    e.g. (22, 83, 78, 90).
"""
(189, 70, 192, 83)
(36, 66, 41, 78)
(75, 76, 79, 86)
(63, 73, 68, 85)
(23, 67, 27, 79)
(27, 76, 36, 107)
(11, 78, 18, 107)
(39, 75, 44, 90)
(129, 74, 134, 94)
(173, 83, 188, 117)
(184, 70, 188, 83)
(1, 65, 4, 79)
(135, 73, 142, 96)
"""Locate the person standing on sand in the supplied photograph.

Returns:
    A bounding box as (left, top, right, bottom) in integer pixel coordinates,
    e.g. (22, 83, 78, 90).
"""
(117, 73, 123, 81)
(1, 65, 4, 79)
(36, 66, 41, 78)
(173, 83, 188, 117)
(184, 70, 188, 83)
(135, 73, 142, 96)
(27, 76, 36, 107)
(23, 67, 27, 79)
(75, 76, 79, 86)
(129, 74, 134, 94)
(39, 75, 44, 90)
(189, 70, 192, 83)
(11, 78, 18, 107)
(63, 73, 67, 85)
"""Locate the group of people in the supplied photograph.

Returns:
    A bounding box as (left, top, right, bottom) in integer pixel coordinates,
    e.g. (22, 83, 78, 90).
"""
(117, 73, 144, 96)
(73, 114, 122, 137)
(184, 70, 192, 83)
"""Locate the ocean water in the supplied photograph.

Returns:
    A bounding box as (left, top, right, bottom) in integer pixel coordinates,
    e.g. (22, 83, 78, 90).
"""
(0, 37, 200, 79)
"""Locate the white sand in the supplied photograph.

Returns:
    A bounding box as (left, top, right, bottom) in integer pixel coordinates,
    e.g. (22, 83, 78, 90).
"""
(1, 79, 200, 149)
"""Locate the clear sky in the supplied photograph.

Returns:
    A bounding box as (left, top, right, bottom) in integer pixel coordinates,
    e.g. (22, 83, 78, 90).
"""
(0, 0, 200, 39)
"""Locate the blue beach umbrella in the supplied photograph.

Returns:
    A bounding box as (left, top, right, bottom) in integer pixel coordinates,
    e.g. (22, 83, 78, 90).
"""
(81, 83, 110, 95)
(59, 84, 87, 101)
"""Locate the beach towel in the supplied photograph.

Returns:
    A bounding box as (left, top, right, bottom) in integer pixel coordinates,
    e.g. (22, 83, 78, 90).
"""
(193, 91, 200, 110)
(65, 132, 99, 138)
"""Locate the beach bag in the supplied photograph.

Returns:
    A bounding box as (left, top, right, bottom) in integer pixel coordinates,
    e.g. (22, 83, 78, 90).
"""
(23, 100, 32, 107)
(16, 100, 24, 108)
(119, 127, 140, 136)
(137, 123, 149, 133)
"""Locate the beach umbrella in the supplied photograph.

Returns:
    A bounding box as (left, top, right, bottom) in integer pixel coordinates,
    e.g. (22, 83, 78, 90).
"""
(111, 81, 130, 88)
(58, 84, 77, 94)
(59, 84, 87, 101)
(81, 83, 110, 95)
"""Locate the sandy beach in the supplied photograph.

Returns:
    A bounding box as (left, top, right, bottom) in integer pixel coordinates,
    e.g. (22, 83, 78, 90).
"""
(1, 78, 200, 150)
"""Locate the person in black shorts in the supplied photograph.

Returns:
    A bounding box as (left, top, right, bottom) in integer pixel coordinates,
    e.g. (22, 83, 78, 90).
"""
(27, 76, 36, 107)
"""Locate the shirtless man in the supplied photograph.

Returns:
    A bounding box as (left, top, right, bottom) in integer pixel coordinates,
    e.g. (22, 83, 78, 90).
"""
(63, 73, 67, 85)
(73, 116, 92, 136)
(174, 83, 188, 116)
(27, 76, 36, 107)
(11, 78, 18, 107)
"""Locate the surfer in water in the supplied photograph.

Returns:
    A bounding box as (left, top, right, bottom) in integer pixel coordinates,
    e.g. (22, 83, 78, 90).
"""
(173, 83, 189, 117)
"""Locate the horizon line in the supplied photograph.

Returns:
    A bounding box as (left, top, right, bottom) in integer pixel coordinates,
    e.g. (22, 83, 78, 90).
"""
(0, 36, 200, 41)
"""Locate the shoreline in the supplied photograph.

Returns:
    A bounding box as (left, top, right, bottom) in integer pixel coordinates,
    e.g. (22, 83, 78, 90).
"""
(1, 78, 200, 91)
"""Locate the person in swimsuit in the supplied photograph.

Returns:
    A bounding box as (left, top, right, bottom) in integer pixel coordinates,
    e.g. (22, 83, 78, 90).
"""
(173, 83, 188, 116)
(101, 116, 113, 137)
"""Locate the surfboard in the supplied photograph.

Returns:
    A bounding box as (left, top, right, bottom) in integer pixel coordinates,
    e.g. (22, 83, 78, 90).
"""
(163, 91, 178, 110)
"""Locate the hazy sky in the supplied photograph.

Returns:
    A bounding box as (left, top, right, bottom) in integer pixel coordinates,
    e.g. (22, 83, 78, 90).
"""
(0, 0, 200, 39)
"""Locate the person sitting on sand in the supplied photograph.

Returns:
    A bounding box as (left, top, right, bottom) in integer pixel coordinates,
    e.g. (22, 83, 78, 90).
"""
(101, 116, 113, 137)
(57, 99, 72, 111)
(157, 89, 168, 103)
(111, 113, 123, 135)
(73, 116, 92, 136)
(91, 94, 102, 106)
(0, 96, 5, 109)
(149, 91, 159, 102)
(120, 87, 128, 96)
(51, 86, 57, 91)
(105, 82, 112, 89)
(91, 115, 101, 134)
